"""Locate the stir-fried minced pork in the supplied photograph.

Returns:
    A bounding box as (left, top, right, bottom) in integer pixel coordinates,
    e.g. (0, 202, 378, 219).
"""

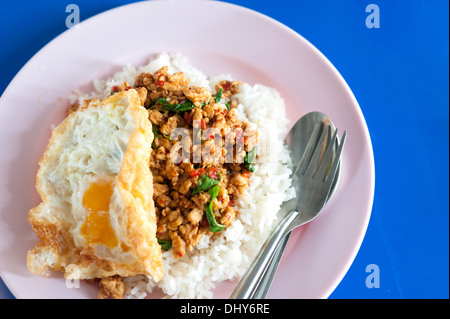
(117, 66, 258, 258)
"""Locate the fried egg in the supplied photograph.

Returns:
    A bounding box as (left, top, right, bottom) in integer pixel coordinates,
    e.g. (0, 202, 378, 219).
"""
(27, 88, 164, 282)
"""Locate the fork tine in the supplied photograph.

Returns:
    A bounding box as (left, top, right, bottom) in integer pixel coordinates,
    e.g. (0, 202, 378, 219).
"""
(304, 124, 330, 176)
(315, 128, 338, 181)
(325, 131, 347, 184)
(294, 122, 321, 175)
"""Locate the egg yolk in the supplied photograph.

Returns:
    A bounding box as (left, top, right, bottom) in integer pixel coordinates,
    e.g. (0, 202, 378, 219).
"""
(80, 180, 119, 249)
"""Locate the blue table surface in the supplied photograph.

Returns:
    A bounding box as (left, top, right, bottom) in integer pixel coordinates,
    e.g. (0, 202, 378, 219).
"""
(0, 0, 448, 299)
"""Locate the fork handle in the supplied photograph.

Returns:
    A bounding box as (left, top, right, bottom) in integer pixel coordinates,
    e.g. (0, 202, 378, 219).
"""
(230, 210, 300, 299)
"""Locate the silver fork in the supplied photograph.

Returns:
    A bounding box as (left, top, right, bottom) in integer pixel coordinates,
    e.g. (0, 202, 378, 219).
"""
(230, 123, 347, 299)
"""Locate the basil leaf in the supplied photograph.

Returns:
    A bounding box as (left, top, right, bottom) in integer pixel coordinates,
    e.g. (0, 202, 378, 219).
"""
(225, 100, 231, 111)
(151, 125, 159, 149)
(246, 163, 255, 172)
(191, 174, 220, 196)
(245, 147, 256, 163)
(152, 124, 170, 141)
(208, 183, 220, 199)
(152, 97, 195, 113)
(214, 88, 223, 103)
(149, 97, 159, 108)
(205, 185, 226, 232)
(152, 125, 159, 137)
(201, 97, 210, 109)
(157, 239, 172, 251)
(244, 147, 257, 172)
(245, 164, 254, 172)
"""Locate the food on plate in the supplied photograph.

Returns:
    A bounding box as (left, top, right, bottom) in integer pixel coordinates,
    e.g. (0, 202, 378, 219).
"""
(133, 66, 258, 259)
(29, 53, 295, 299)
(27, 89, 164, 297)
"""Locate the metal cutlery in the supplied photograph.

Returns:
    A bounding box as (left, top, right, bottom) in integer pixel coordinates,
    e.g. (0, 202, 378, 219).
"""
(230, 119, 347, 299)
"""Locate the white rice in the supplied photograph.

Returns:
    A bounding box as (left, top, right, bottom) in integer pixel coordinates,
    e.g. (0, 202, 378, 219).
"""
(70, 53, 295, 299)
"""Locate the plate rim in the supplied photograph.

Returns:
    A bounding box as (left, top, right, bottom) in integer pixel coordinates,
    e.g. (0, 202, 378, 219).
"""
(0, 0, 375, 299)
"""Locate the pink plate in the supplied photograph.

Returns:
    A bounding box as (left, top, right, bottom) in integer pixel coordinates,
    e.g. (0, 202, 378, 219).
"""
(0, 0, 375, 299)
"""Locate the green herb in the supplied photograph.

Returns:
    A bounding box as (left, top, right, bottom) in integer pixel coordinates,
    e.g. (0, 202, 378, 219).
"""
(245, 162, 255, 172)
(152, 125, 170, 146)
(161, 132, 171, 140)
(151, 125, 159, 150)
(225, 100, 231, 111)
(191, 174, 226, 232)
(244, 147, 257, 172)
(157, 239, 172, 251)
(201, 97, 211, 109)
(214, 88, 223, 103)
(205, 185, 226, 232)
(152, 125, 159, 136)
(150, 97, 195, 113)
(191, 174, 220, 196)
(209, 183, 220, 199)
(148, 97, 159, 109)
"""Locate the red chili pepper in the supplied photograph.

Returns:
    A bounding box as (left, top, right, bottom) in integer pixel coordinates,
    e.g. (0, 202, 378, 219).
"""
(243, 171, 252, 179)
(221, 82, 231, 91)
(190, 167, 204, 178)
(190, 170, 200, 178)
(209, 134, 215, 140)
(156, 80, 165, 87)
(208, 167, 219, 180)
(111, 85, 119, 92)
(125, 86, 132, 91)
(200, 119, 206, 130)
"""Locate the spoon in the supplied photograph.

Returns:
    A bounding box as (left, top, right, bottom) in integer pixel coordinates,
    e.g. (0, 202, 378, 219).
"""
(231, 112, 342, 299)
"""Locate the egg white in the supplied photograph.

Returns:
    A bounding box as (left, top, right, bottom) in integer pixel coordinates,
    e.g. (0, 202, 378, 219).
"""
(27, 89, 163, 281)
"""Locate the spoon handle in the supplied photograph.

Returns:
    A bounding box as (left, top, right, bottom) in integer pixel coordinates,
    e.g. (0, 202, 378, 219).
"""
(230, 210, 299, 299)
(251, 233, 291, 299)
